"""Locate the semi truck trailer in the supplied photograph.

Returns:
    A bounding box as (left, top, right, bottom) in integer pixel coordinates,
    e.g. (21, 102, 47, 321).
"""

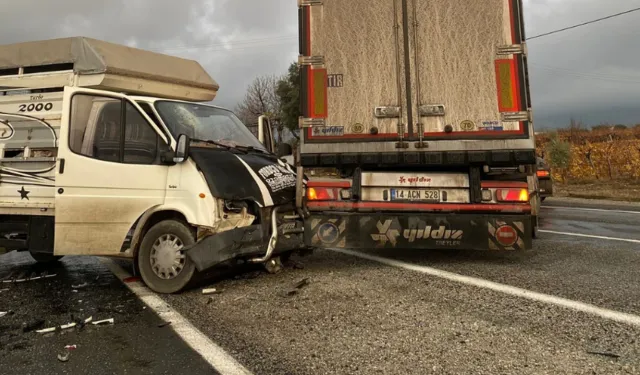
(295, 0, 539, 251)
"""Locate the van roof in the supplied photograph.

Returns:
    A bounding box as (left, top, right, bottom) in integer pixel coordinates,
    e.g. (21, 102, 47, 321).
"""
(0, 37, 219, 102)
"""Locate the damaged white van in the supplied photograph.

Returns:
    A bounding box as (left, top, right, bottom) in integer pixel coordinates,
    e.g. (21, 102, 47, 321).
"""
(0, 37, 302, 293)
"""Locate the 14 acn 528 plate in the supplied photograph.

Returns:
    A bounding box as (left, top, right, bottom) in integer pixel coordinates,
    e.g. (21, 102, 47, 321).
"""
(390, 189, 440, 202)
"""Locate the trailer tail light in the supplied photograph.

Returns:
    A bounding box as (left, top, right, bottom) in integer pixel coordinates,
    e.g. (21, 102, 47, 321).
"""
(536, 170, 550, 178)
(495, 188, 529, 203)
(307, 187, 339, 201)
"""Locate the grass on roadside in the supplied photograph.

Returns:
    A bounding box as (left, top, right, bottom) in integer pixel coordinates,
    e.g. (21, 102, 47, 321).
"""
(553, 180, 640, 202)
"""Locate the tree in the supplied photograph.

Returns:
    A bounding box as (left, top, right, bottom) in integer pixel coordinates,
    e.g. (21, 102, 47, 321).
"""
(235, 75, 282, 141)
(275, 62, 301, 140)
(546, 132, 572, 183)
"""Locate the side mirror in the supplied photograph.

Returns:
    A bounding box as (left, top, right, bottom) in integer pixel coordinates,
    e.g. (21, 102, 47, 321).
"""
(174, 134, 190, 163)
(277, 143, 293, 158)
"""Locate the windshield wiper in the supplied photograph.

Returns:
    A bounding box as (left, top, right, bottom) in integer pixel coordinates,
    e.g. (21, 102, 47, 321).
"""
(191, 138, 273, 157)
(190, 138, 248, 153)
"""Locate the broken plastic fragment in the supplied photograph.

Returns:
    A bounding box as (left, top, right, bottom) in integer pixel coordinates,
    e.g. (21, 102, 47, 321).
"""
(57, 351, 70, 362)
(92, 318, 114, 325)
(60, 322, 77, 330)
(36, 326, 56, 334)
(202, 288, 218, 295)
(0, 312, 8, 318)
(64, 345, 77, 350)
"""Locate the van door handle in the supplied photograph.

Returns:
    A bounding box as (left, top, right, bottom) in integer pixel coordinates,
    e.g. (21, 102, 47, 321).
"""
(59, 158, 65, 174)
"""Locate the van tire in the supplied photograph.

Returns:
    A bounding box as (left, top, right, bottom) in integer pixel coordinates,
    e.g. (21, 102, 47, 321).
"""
(29, 252, 64, 263)
(138, 220, 196, 294)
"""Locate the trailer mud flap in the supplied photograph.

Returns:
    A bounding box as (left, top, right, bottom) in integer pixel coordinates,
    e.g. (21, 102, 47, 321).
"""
(305, 214, 532, 251)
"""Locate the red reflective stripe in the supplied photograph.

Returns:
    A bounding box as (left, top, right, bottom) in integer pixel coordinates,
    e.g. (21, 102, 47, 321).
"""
(307, 201, 531, 213)
(306, 180, 351, 188)
(481, 181, 528, 189)
(304, 5, 311, 55)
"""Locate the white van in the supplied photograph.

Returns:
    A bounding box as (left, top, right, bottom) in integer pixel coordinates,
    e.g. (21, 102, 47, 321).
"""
(0, 37, 301, 293)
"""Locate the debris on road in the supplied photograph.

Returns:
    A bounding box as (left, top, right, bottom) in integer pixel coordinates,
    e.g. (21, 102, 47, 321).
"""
(36, 326, 56, 334)
(158, 321, 171, 328)
(64, 345, 77, 350)
(92, 318, 114, 326)
(60, 322, 77, 330)
(72, 282, 88, 289)
(282, 277, 311, 297)
(57, 351, 70, 362)
(0, 311, 9, 318)
(202, 288, 219, 295)
(587, 350, 621, 359)
(264, 257, 283, 274)
(294, 278, 310, 289)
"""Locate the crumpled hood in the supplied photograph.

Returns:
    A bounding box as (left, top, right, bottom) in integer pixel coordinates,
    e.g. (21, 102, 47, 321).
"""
(189, 147, 297, 207)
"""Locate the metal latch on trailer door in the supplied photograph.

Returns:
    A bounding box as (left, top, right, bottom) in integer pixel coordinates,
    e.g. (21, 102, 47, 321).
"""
(496, 43, 527, 56)
(500, 110, 531, 122)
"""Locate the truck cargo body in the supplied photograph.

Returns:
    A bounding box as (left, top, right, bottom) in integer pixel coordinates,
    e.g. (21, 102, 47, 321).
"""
(297, 0, 538, 251)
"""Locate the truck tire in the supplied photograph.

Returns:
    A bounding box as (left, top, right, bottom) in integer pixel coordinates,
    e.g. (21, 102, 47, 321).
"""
(29, 252, 64, 263)
(138, 220, 196, 294)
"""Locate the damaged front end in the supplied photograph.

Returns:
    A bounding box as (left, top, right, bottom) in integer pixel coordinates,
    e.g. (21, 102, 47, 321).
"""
(185, 203, 305, 273)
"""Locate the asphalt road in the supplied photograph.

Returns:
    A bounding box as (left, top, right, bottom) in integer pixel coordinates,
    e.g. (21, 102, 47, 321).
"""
(0, 252, 217, 375)
(1, 197, 639, 375)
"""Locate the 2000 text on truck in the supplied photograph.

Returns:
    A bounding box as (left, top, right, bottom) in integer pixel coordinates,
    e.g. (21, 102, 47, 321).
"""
(295, 0, 540, 251)
(0, 37, 305, 293)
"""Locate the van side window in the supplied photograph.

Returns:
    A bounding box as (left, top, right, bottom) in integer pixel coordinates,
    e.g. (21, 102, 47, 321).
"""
(123, 102, 158, 164)
(69, 95, 122, 162)
(69, 94, 161, 165)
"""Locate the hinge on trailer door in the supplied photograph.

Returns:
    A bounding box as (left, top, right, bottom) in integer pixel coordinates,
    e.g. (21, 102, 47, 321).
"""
(298, 117, 326, 128)
(298, 0, 322, 6)
(501, 110, 531, 122)
(497, 43, 527, 56)
(298, 56, 325, 66)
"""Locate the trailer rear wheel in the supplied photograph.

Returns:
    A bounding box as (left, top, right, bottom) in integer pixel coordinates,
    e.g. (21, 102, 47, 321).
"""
(29, 252, 64, 263)
(138, 220, 196, 294)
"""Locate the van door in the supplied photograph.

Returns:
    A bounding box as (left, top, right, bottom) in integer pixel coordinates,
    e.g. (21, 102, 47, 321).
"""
(55, 86, 172, 256)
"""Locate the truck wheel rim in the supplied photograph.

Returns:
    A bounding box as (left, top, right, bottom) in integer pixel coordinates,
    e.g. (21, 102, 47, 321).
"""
(150, 234, 186, 280)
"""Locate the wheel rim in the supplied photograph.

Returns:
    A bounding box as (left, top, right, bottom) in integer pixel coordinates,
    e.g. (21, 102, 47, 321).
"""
(149, 234, 186, 280)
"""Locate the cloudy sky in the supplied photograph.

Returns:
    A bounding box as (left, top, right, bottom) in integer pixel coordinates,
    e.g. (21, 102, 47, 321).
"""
(1, 0, 639, 128)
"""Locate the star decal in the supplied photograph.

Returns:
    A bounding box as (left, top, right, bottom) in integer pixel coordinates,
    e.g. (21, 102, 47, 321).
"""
(18, 186, 30, 200)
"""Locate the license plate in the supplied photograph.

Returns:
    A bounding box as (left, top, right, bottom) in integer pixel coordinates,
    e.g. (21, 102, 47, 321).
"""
(390, 189, 440, 202)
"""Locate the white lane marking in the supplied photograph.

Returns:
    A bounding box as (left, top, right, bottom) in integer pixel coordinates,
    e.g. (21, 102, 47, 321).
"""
(329, 248, 640, 328)
(542, 206, 640, 215)
(101, 258, 254, 375)
(539, 230, 640, 244)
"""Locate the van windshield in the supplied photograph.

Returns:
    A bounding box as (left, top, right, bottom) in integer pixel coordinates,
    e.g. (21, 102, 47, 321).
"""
(154, 101, 266, 151)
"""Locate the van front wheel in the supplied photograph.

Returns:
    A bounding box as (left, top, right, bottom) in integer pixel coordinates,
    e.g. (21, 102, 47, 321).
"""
(138, 220, 196, 294)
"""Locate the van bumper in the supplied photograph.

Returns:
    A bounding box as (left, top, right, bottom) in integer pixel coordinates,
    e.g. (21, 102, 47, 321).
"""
(185, 221, 304, 273)
(305, 213, 532, 251)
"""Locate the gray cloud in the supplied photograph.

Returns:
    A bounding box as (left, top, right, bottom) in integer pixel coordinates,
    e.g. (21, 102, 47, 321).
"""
(1, 0, 639, 127)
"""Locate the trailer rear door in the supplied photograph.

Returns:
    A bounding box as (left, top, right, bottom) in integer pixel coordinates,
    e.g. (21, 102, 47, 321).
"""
(299, 0, 533, 153)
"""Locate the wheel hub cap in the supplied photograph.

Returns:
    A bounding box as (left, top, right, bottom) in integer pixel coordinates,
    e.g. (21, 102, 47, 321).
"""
(150, 234, 186, 280)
